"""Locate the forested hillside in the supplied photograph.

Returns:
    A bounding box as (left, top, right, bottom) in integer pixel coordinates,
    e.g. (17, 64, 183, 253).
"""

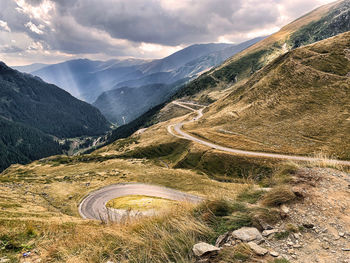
(0, 62, 111, 171)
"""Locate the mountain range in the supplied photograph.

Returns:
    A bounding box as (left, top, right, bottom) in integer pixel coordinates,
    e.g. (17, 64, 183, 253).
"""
(2, 1, 350, 262)
(0, 62, 111, 171)
(22, 38, 263, 125)
(108, 0, 350, 148)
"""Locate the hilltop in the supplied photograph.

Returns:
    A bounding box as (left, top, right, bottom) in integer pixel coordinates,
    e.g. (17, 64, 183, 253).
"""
(184, 31, 350, 160)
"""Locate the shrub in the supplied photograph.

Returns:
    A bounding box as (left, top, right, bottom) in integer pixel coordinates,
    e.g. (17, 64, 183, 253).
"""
(237, 188, 265, 204)
(262, 186, 296, 206)
(199, 199, 233, 217)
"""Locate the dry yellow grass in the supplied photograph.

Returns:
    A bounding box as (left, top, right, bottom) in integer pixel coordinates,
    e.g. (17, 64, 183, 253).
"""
(185, 32, 350, 161)
(106, 195, 178, 211)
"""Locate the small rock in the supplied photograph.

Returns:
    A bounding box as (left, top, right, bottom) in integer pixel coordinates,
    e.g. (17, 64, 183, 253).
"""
(262, 229, 278, 237)
(322, 243, 329, 250)
(0, 257, 10, 263)
(339, 232, 345, 237)
(293, 233, 300, 239)
(192, 242, 220, 257)
(270, 251, 279, 257)
(215, 232, 229, 247)
(281, 204, 290, 213)
(292, 186, 305, 198)
(247, 242, 268, 256)
(303, 223, 314, 229)
(232, 227, 263, 242)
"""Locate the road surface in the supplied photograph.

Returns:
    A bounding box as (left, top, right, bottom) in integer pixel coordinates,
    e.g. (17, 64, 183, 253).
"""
(79, 183, 202, 221)
(169, 101, 350, 166)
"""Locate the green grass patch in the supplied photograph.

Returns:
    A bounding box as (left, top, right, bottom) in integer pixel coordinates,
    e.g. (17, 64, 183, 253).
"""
(237, 188, 265, 204)
(275, 231, 290, 240)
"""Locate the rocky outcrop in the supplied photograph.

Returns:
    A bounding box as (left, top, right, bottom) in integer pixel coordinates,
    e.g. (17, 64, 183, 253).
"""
(192, 242, 220, 257)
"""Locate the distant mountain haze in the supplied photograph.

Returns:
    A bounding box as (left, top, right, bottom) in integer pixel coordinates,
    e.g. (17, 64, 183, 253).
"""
(93, 80, 188, 125)
(13, 63, 49, 73)
(28, 38, 263, 107)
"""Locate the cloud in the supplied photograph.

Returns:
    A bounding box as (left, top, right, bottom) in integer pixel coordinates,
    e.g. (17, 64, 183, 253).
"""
(0, 0, 335, 65)
(0, 20, 11, 32)
(25, 21, 44, 34)
(50, 0, 281, 46)
(0, 45, 23, 53)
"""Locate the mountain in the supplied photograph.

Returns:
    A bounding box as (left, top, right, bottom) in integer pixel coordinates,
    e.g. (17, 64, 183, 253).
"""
(137, 43, 233, 74)
(0, 116, 62, 172)
(13, 63, 48, 73)
(30, 40, 262, 105)
(0, 62, 111, 171)
(174, 0, 350, 101)
(93, 80, 187, 125)
(89, 39, 263, 124)
(31, 58, 150, 103)
(112, 38, 266, 90)
(185, 31, 350, 159)
(0, 62, 111, 138)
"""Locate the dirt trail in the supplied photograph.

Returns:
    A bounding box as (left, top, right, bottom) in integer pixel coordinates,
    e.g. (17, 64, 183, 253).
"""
(169, 101, 350, 166)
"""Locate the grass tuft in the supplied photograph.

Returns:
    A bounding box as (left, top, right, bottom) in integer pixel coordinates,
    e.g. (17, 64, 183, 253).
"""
(262, 186, 296, 207)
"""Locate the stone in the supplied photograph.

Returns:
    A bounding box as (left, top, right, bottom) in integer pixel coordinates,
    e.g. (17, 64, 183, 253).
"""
(270, 251, 279, 257)
(247, 242, 268, 256)
(339, 232, 345, 237)
(0, 257, 10, 263)
(303, 223, 314, 229)
(231, 227, 263, 242)
(280, 204, 290, 213)
(215, 232, 229, 247)
(292, 187, 305, 198)
(262, 229, 279, 237)
(192, 242, 220, 257)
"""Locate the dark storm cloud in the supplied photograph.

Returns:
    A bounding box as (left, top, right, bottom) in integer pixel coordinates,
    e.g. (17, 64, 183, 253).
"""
(50, 0, 280, 45)
(0, 0, 133, 56)
(0, 0, 331, 65)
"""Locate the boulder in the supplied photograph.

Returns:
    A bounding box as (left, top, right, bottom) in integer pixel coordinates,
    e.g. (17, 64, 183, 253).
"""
(192, 242, 220, 257)
(232, 227, 263, 242)
(248, 242, 268, 256)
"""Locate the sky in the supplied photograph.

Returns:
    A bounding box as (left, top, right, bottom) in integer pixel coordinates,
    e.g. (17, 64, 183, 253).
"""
(0, 0, 336, 66)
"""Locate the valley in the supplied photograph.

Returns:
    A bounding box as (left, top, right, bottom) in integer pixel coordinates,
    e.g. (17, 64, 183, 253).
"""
(1, 0, 350, 263)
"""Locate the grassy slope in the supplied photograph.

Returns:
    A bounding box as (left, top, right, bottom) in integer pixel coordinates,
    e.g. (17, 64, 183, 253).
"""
(173, 0, 345, 102)
(186, 31, 350, 159)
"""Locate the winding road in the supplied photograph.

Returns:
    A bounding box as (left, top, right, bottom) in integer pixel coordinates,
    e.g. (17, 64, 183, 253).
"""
(79, 183, 202, 221)
(168, 101, 350, 166)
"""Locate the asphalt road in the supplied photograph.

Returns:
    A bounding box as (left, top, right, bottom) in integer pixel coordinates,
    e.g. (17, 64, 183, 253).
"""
(170, 101, 350, 166)
(79, 183, 202, 221)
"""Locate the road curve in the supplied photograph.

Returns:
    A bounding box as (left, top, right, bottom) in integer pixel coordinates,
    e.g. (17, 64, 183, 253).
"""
(79, 183, 202, 221)
(169, 101, 350, 166)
